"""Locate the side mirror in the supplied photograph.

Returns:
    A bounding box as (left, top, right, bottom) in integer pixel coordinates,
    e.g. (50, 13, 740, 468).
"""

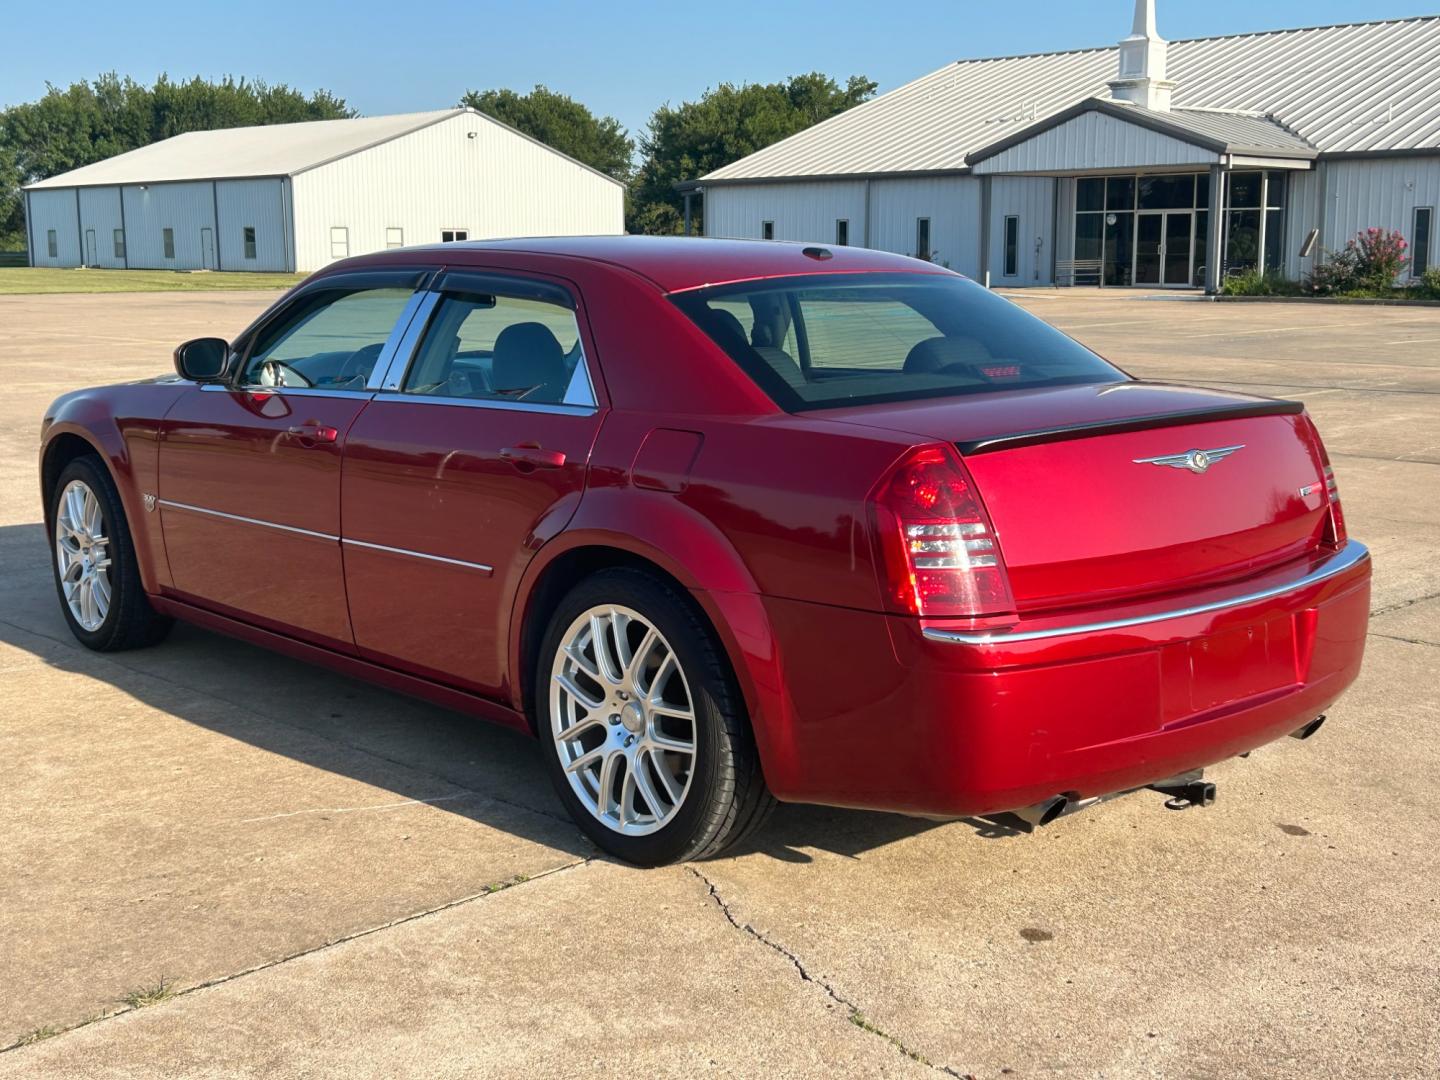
(174, 337, 230, 382)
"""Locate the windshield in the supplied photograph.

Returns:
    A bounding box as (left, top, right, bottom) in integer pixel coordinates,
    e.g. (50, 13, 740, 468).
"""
(671, 272, 1127, 411)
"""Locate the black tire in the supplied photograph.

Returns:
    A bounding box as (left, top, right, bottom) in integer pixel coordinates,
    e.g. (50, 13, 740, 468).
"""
(47, 455, 173, 652)
(536, 568, 775, 866)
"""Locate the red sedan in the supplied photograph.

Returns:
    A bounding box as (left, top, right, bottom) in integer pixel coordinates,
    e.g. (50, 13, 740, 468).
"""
(39, 238, 1370, 865)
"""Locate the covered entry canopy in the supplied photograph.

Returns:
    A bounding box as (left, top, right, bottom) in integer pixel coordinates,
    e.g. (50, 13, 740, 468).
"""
(966, 97, 1317, 175)
(967, 99, 1315, 292)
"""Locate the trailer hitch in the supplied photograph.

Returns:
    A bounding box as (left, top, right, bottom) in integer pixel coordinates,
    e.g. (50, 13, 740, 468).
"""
(1148, 769, 1217, 810)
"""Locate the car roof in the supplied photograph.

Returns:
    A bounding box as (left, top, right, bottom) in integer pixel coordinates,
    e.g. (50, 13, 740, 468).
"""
(342, 236, 948, 293)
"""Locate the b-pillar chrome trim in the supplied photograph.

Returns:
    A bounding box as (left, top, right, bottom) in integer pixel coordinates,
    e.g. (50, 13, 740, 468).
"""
(922, 540, 1370, 646)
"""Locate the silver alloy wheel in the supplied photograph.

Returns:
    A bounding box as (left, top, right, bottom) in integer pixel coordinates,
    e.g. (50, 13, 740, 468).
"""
(550, 604, 697, 836)
(55, 479, 112, 632)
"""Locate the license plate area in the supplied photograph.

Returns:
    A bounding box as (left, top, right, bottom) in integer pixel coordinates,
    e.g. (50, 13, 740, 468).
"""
(1161, 617, 1298, 723)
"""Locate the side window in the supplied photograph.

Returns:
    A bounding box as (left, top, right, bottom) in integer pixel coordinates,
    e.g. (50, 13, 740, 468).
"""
(329, 227, 349, 259)
(399, 289, 592, 407)
(243, 226, 257, 260)
(240, 286, 414, 389)
(162, 228, 175, 259)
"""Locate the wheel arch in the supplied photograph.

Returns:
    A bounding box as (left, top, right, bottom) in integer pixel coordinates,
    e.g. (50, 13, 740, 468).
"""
(508, 530, 790, 786)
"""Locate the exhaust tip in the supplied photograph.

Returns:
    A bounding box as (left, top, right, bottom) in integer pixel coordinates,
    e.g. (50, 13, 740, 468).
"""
(1037, 796, 1069, 826)
(1007, 795, 1070, 832)
(1291, 714, 1327, 741)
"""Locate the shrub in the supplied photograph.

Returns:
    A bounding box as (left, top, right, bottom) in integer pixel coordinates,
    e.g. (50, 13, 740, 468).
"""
(1222, 268, 1301, 296)
(1417, 267, 1440, 301)
(1308, 228, 1409, 295)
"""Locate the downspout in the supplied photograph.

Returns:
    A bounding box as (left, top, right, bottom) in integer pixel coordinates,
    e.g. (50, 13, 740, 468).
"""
(1314, 159, 1329, 272)
(23, 189, 34, 267)
(863, 178, 872, 248)
(979, 175, 993, 288)
(212, 181, 222, 270)
(118, 186, 129, 268)
(1049, 178, 1060, 285)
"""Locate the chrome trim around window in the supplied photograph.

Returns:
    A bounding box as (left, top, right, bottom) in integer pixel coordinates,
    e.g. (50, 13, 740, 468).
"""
(156, 499, 338, 541)
(366, 391, 598, 417)
(342, 537, 494, 575)
(922, 540, 1370, 646)
(371, 290, 442, 391)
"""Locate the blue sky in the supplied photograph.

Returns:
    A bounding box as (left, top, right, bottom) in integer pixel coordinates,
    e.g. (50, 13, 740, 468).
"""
(4, 1, 1433, 139)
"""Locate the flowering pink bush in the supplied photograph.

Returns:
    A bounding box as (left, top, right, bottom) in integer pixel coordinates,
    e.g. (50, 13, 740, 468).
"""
(1306, 227, 1410, 295)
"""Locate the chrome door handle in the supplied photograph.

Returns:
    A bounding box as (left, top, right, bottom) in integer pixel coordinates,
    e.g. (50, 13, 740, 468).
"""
(500, 445, 566, 470)
(287, 423, 339, 444)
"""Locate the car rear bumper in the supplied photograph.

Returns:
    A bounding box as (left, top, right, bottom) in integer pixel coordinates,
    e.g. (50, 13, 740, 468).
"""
(753, 540, 1371, 818)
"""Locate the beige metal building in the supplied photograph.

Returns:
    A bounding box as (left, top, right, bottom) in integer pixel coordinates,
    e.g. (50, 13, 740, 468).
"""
(23, 109, 625, 273)
(687, 3, 1440, 292)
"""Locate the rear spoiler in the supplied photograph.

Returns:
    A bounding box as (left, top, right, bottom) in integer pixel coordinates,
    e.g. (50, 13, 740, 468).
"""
(955, 400, 1305, 456)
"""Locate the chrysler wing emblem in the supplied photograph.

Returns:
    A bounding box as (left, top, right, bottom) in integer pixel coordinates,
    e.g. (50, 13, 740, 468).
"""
(1133, 444, 1245, 474)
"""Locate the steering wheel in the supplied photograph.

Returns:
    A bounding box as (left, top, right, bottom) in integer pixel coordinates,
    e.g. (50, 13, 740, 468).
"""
(259, 359, 313, 388)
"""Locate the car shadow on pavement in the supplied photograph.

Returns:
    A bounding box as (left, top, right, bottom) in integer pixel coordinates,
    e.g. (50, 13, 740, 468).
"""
(2, 521, 1020, 864)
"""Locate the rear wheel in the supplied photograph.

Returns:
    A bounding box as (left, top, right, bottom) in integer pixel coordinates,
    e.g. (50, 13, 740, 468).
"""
(537, 568, 774, 865)
(49, 456, 172, 651)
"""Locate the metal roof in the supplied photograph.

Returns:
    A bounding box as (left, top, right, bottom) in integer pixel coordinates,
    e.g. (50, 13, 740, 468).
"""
(703, 16, 1440, 182)
(26, 110, 466, 189)
(966, 99, 1318, 165)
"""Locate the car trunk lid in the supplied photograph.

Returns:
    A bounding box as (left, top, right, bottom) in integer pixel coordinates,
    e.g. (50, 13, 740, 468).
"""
(820, 381, 1330, 612)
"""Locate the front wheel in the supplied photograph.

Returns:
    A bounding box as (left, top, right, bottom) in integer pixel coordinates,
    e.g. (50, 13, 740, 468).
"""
(537, 568, 774, 865)
(49, 455, 172, 651)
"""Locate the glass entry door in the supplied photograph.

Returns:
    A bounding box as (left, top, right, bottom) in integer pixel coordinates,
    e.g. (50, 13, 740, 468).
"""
(1134, 211, 1193, 286)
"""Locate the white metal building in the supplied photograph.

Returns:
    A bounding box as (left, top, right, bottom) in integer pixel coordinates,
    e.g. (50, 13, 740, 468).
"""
(688, 4, 1440, 293)
(23, 109, 625, 273)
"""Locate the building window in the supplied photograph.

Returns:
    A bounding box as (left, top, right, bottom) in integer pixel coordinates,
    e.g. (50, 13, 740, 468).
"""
(1224, 170, 1287, 275)
(330, 227, 349, 259)
(1413, 207, 1433, 277)
(441, 228, 469, 243)
(1003, 216, 1020, 277)
(386, 227, 404, 249)
(113, 229, 125, 259)
(835, 219, 849, 246)
(916, 218, 931, 261)
(243, 226, 257, 260)
(46, 230, 58, 258)
(162, 228, 175, 259)
(761, 220, 774, 241)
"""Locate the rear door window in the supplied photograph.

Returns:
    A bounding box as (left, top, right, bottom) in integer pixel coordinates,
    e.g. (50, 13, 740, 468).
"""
(672, 272, 1125, 410)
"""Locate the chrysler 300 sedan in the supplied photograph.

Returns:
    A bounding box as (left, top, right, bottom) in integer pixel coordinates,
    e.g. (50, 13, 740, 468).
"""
(40, 237, 1370, 864)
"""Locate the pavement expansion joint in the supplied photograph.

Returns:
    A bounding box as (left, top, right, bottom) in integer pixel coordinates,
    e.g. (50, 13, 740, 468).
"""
(687, 866, 967, 1078)
(0, 857, 595, 1056)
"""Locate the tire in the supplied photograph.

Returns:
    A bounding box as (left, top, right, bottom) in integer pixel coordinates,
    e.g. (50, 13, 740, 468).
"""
(536, 568, 775, 866)
(48, 455, 173, 652)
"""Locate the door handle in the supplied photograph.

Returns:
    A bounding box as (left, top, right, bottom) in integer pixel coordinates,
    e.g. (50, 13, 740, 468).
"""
(287, 423, 339, 444)
(500, 445, 566, 470)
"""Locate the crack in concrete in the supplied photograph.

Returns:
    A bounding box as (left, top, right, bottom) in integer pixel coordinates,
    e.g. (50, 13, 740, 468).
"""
(689, 867, 967, 1078)
(0, 857, 594, 1056)
(1368, 631, 1439, 649)
(1371, 589, 1440, 617)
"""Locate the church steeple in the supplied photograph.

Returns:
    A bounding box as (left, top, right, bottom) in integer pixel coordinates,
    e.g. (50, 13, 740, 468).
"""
(1109, 0, 1175, 111)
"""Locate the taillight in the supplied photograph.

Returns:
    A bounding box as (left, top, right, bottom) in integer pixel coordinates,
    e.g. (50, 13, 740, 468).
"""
(870, 445, 1015, 617)
(1322, 464, 1347, 546)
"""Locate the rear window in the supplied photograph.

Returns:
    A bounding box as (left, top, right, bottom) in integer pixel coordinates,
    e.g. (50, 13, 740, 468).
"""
(671, 272, 1126, 410)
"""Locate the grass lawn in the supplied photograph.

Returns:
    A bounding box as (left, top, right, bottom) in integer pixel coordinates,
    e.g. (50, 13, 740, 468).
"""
(0, 267, 307, 295)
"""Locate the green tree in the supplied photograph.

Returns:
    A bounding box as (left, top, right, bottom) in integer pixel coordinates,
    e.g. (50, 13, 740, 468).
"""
(631, 72, 877, 235)
(0, 74, 353, 250)
(460, 85, 632, 181)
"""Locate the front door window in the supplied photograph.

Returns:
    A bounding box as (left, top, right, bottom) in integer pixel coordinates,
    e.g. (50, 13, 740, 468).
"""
(1134, 211, 1194, 287)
